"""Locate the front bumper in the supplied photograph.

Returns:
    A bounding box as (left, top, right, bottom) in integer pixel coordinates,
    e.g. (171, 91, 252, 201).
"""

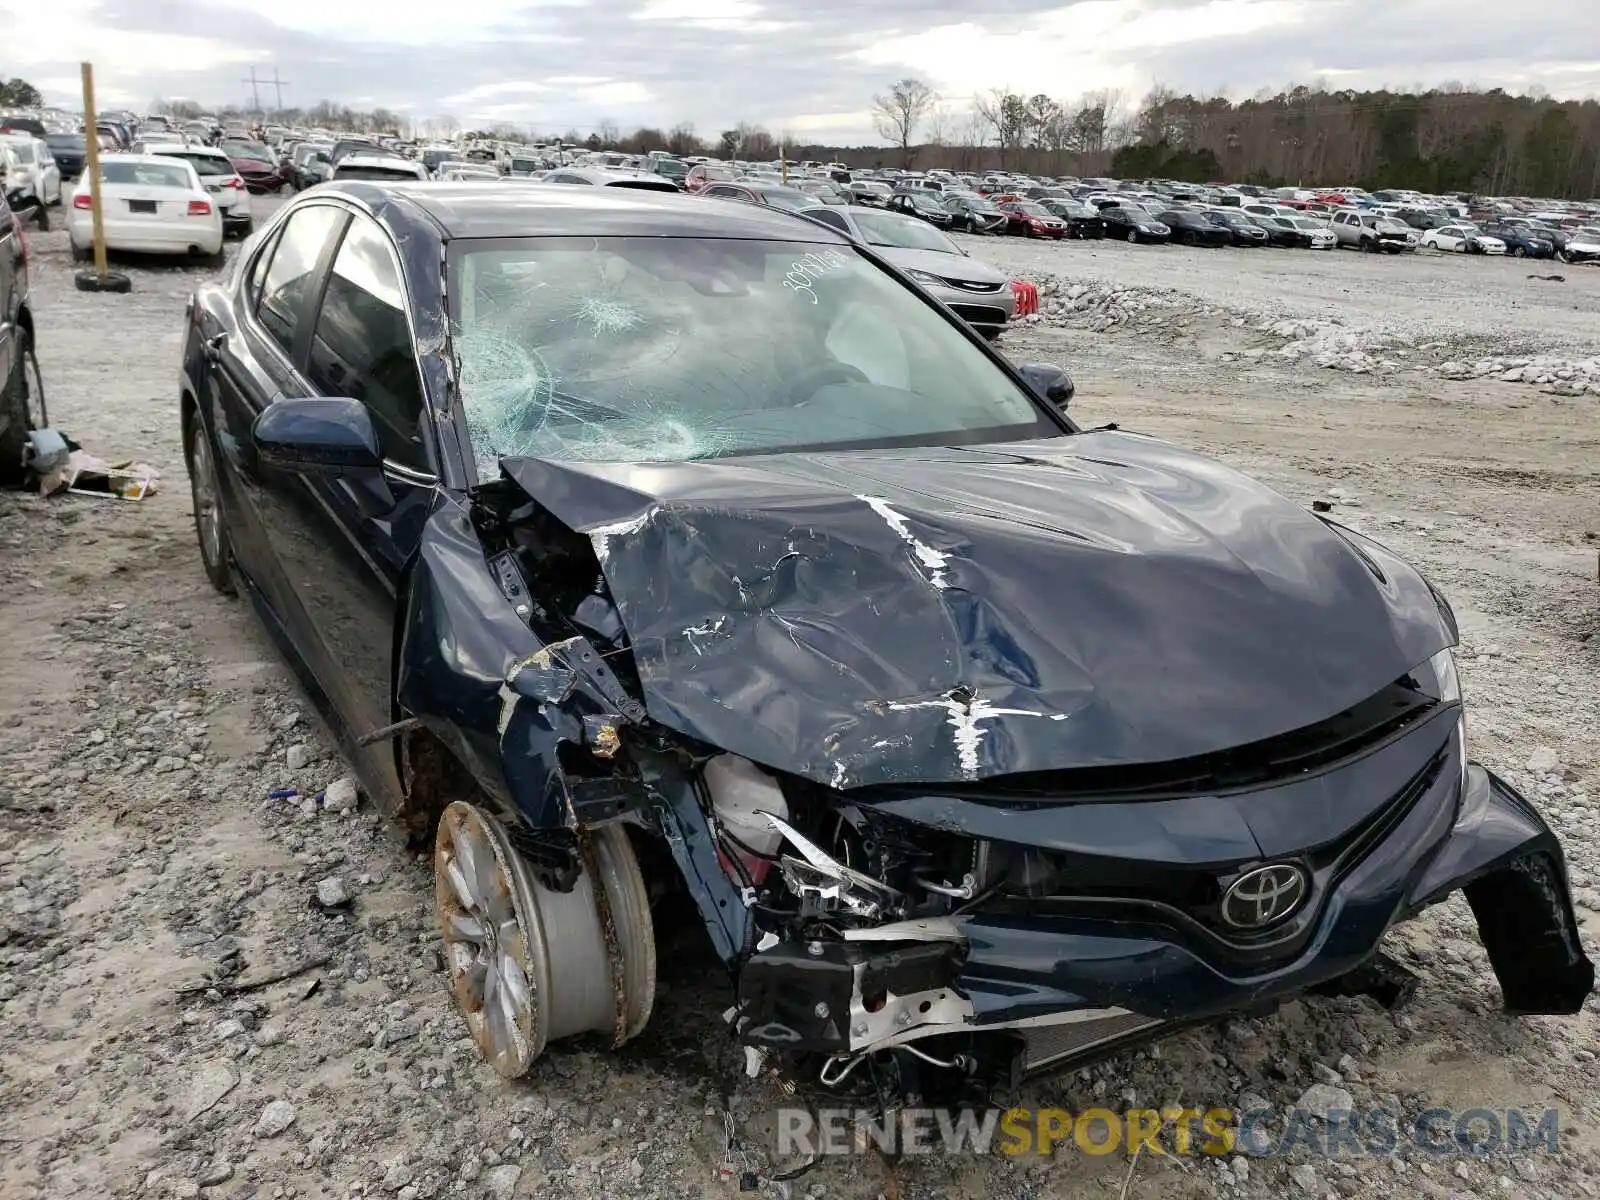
(736, 714, 1592, 1072)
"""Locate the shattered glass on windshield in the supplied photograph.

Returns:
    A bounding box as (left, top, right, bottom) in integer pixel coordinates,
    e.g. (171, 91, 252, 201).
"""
(449, 236, 1047, 472)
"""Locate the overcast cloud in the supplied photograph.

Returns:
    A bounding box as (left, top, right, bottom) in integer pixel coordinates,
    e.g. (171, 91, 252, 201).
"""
(3, 0, 1597, 142)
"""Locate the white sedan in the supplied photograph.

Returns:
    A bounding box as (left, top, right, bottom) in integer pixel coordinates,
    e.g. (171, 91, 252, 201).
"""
(1421, 225, 1505, 255)
(68, 154, 224, 261)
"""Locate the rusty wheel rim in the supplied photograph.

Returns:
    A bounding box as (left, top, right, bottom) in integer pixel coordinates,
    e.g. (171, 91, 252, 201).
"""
(436, 802, 540, 1077)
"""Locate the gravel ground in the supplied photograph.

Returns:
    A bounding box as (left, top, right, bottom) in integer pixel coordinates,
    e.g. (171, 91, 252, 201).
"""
(2, 197, 1598, 1200)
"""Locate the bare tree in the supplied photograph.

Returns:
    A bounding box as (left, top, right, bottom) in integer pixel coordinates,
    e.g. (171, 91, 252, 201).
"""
(597, 119, 621, 147)
(925, 102, 952, 147)
(974, 88, 1027, 167)
(872, 77, 938, 166)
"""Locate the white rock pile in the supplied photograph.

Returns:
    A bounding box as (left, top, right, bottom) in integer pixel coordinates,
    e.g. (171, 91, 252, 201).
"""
(1021, 272, 1599, 395)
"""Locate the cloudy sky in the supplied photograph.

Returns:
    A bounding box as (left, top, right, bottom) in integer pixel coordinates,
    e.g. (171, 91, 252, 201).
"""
(4, 0, 1598, 142)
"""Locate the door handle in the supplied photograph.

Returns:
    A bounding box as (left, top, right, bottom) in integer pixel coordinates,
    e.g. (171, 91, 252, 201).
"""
(203, 331, 228, 364)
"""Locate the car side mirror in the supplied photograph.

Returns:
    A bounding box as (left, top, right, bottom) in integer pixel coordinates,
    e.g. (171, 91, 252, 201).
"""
(1018, 363, 1074, 409)
(252, 397, 382, 473)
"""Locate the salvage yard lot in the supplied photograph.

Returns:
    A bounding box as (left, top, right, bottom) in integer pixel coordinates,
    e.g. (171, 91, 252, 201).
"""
(2, 193, 1598, 1200)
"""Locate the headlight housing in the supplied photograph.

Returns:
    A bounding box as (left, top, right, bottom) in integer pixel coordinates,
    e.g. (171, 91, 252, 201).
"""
(904, 268, 944, 285)
(1415, 646, 1466, 791)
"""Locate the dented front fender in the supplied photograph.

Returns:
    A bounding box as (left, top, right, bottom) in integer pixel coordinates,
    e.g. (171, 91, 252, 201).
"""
(396, 499, 639, 831)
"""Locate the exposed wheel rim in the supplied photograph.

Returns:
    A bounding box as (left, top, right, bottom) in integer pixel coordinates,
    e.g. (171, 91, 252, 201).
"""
(22, 351, 42, 425)
(437, 803, 540, 1077)
(189, 428, 224, 571)
(1127, 230, 1138, 243)
(435, 803, 655, 1079)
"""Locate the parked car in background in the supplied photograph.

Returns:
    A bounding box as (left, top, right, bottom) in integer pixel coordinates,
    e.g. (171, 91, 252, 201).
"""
(1097, 202, 1171, 244)
(1202, 208, 1270, 247)
(1038, 198, 1106, 238)
(1420, 225, 1505, 255)
(886, 190, 954, 228)
(542, 166, 679, 192)
(648, 158, 689, 189)
(43, 133, 86, 179)
(995, 200, 1068, 239)
(1330, 210, 1418, 253)
(798, 204, 1018, 339)
(1283, 215, 1337, 249)
(330, 153, 430, 183)
(1547, 227, 1600, 263)
(942, 194, 1008, 234)
(1476, 221, 1554, 259)
(1157, 208, 1231, 247)
(796, 180, 849, 205)
(68, 155, 223, 262)
(221, 140, 290, 192)
(1524, 223, 1597, 263)
(684, 162, 738, 193)
(845, 179, 893, 207)
(0, 187, 42, 486)
(0, 136, 62, 207)
(137, 143, 253, 237)
(289, 143, 334, 190)
(1251, 215, 1308, 248)
(699, 180, 815, 211)
(441, 167, 502, 182)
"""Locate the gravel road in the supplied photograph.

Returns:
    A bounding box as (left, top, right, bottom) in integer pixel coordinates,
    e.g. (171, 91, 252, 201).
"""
(2, 197, 1597, 1200)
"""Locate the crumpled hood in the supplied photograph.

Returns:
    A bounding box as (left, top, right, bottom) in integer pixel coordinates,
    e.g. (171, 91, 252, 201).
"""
(500, 432, 1449, 789)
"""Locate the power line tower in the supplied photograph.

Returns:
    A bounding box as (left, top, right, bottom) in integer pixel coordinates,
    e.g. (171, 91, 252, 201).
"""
(242, 67, 262, 112)
(269, 67, 288, 113)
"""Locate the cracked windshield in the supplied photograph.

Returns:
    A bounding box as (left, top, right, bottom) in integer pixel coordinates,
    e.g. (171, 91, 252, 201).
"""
(451, 236, 1048, 469)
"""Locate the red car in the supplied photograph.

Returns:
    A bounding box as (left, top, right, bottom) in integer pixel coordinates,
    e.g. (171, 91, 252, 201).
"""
(683, 162, 738, 194)
(996, 200, 1068, 238)
(221, 140, 290, 194)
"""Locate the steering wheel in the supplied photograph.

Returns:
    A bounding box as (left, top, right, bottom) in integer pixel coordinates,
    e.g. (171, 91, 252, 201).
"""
(786, 361, 869, 406)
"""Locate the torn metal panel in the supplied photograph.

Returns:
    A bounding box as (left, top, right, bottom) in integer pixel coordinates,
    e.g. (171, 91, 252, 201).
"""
(396, 503, 646, 835)
(499, 432, 1452, 789)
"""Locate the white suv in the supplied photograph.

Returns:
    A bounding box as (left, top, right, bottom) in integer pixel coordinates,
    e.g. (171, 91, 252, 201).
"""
(135, 143, 253, 236)
(0, 135, 62, 206)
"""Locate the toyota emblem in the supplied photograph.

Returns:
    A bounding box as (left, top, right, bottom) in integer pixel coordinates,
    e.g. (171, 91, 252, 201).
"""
(1220, 864, 1308, 929)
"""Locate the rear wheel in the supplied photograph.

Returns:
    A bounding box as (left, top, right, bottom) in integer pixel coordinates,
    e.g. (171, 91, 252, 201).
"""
(435, 802, 655, 1078)
(187, 416, 236, 594)
(0, 333, 33, 487)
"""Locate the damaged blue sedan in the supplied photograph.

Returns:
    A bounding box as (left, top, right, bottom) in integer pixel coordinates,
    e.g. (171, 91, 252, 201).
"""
(179, 181, 1593, 1103)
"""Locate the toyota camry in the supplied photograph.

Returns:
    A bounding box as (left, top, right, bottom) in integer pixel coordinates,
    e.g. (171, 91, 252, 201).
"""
(178, 182, 1593, 1105)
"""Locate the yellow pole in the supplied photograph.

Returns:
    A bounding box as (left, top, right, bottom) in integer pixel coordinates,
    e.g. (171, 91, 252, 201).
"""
(80, 63, 108, 276)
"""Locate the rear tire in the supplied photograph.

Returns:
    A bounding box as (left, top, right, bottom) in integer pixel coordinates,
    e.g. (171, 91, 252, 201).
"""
(186, 415, 236, 595)
(0, 333, 32, 487)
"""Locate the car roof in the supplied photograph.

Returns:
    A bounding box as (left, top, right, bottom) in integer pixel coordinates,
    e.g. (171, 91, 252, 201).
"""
(323, 180, 852, 243)
(143, 142, 226, 156)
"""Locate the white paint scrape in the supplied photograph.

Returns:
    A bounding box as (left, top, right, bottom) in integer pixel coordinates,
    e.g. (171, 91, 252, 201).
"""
(857, 495, 950, 589)
(496, 683, 519, 739)
(887, 695, 1049, 780)
(587, 509, 655, 565)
